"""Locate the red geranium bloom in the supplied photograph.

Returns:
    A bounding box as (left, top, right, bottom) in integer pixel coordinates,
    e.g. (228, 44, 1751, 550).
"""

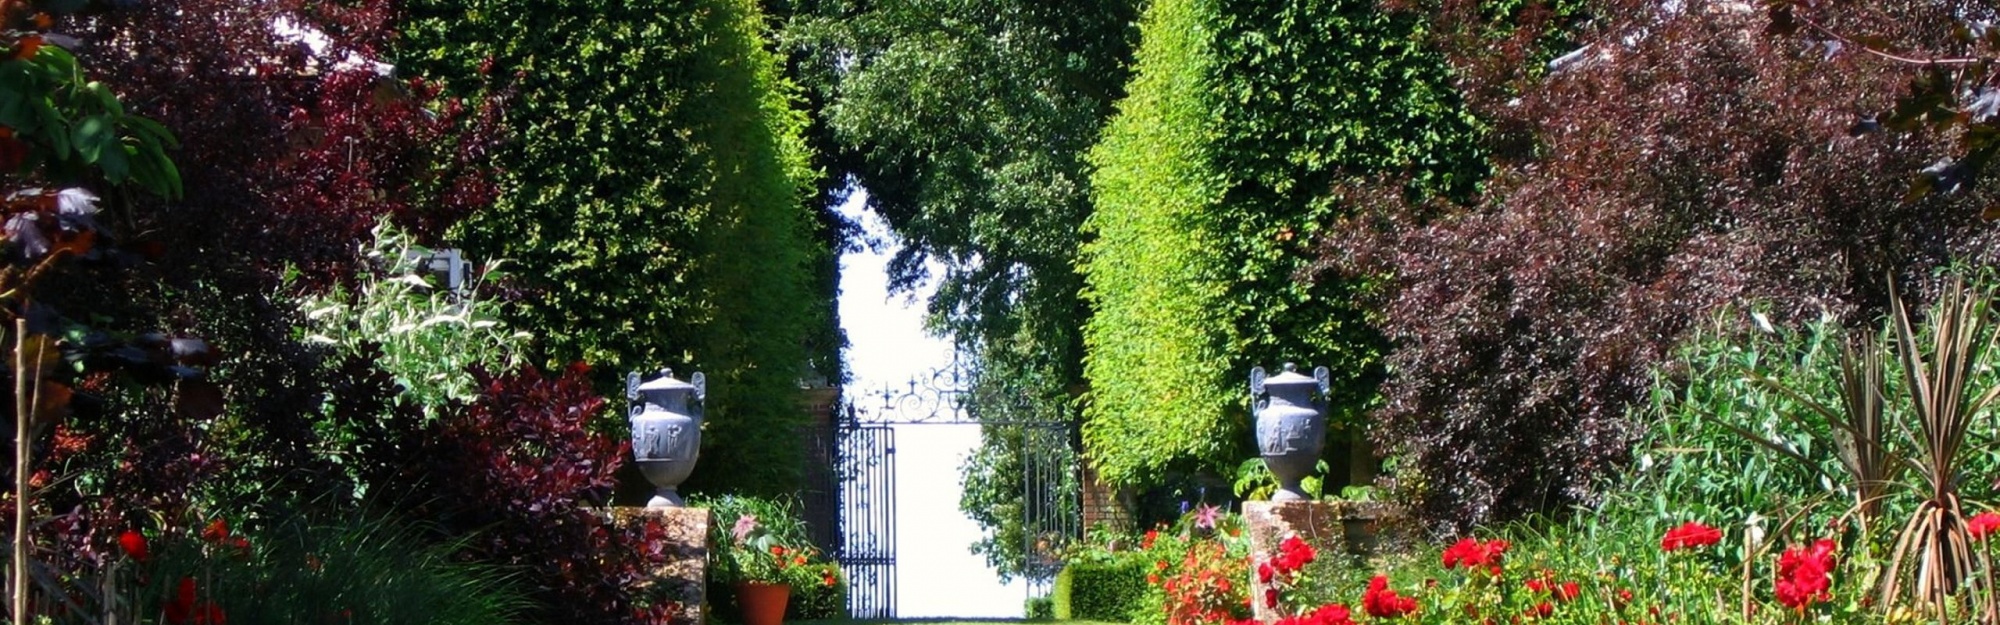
(1660, 521, 1723, 551)
(1774, 539, 1837, 611)
(118, 530, 149, 562)
(1441, 537, 1509, 573)
(1361, 575, 1417, 618)
(1141, 528, 1159, 549)
(1970, 512, 2000, 541)
(1274, 534, 1316, 573)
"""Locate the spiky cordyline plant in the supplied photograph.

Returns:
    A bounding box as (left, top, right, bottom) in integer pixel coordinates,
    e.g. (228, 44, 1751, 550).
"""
(1880, 276, 2000, 623)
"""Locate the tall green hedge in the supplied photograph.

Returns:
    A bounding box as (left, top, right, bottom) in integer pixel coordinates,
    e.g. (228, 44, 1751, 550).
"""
(1080, 0, 1485, 487)
(395, 0, 829, 496)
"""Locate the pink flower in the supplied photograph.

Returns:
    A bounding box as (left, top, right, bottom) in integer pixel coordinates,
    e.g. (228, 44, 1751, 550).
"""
(731, 514, 758, 543)
(1660, 521, 1723, 551)
(1970, 512, 2000, 541)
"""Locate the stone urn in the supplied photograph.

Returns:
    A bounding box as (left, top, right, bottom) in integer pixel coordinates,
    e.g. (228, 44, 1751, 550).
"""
(627, 368, 705, 507)
(1250, 363, 1330, 501)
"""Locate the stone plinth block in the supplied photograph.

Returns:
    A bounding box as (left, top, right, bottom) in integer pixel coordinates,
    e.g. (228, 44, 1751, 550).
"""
(1243, 501, 1397, 623)
(607, 506, 711, 624)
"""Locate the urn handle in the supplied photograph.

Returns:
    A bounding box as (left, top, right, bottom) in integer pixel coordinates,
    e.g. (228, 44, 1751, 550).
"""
(626, 371, 643, 418)
(690, 371, 706, 420)
(1249, 366, 1269, 413)
(1313, 366, 1332, 413)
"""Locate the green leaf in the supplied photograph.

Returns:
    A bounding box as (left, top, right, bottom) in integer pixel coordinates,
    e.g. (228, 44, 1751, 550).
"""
(72, 115, 110, 163)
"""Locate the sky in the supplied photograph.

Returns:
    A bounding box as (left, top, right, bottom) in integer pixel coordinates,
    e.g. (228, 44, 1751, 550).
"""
(835, 190, 1029, 617)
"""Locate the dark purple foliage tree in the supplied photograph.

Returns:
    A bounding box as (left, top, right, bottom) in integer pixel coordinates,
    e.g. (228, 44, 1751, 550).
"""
(1320, 0, 2000, 532)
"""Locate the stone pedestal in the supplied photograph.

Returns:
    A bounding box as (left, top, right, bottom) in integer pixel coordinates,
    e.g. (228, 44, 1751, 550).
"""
(607, 506, 711, 624)
(1242, 501, 1396, 623)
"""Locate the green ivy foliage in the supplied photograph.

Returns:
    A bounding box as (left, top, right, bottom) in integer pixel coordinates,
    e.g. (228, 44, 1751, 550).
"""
(1081, 0, 1485, 487)
(395, 0, 829, 496)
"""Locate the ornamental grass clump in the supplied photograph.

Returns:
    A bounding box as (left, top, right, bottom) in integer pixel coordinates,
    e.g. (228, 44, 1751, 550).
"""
(1878, 277, 1999, 621)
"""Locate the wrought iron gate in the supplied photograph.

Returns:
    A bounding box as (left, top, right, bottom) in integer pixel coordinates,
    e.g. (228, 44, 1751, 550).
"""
(836, 424, 896, 618)
(812, 352, 1082, 617)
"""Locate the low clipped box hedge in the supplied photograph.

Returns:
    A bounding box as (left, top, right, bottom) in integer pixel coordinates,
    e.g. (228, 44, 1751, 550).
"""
(1053, 558, 1149, 621)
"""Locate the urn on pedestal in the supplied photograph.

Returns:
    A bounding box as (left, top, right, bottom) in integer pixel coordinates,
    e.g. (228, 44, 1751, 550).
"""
(627, 368, 706, 508)
(1250, 363, 1331, 501)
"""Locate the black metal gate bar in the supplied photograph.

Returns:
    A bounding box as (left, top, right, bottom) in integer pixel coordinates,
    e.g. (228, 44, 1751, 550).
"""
(1020, 421, 1081, 598)
(838, 424, 896, 618)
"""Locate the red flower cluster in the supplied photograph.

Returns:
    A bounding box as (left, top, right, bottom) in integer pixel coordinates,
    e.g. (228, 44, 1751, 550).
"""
(1774, 539, 1836, 611)
(1257, 534, 1318, 609)
(1361, 575, 1417, 618)
(1153, 540, 1250, 625)
(1970, 512, 2000, 541)
(1143, 528, 1161, 549)
(165, 577, 226, 625)
(1440, 537, 1509, 574)
(1271, 603, 1355, 625)
(1660, 521, 1723, 551)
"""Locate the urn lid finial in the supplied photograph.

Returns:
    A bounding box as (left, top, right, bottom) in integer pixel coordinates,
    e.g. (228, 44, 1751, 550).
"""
(635, 368, 698, 392)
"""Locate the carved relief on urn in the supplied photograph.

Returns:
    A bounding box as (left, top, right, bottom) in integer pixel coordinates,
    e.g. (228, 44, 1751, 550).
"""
(1250, 363, 1331, 501)
(627, 368, 705, 508)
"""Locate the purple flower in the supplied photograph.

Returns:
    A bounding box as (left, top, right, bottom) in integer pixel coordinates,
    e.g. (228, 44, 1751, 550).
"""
(732, 514, 759, 544)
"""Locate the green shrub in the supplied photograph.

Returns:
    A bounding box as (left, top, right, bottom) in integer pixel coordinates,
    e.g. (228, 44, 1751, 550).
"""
(1025, 594, 1056, 620)
(1054, 559, 1149, 621)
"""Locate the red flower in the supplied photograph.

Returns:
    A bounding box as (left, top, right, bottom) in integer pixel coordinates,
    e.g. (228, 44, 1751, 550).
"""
(1970, 512, 2000, 541)
(1273, 534, 1317, 573)
(1525, 601, 1553, 618)
(1257, 561, 1275, 583)
(1525, 578, 1547, 594)
(1554, 581, 1580, 603)
(118, 530, 149, 562)
(1441, 537, 1509, 572)
(1774, 539, 1836, 611)
(1142, 528, 1159, 549)
(1361, 575, 1417, 618)
(202, 518, 229, 543)
(1660, 521, 1723, 551)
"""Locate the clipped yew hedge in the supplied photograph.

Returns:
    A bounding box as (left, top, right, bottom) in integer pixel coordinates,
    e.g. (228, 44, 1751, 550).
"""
(1081, 0, 1484, 488)
(396, 0, 829, 496)
(1053, 559, 1150, 621)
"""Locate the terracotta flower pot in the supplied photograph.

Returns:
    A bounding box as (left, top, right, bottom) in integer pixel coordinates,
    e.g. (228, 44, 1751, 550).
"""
(735, 581, 790, 625)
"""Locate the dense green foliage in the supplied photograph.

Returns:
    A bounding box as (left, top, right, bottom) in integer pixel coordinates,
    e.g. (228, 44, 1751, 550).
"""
(396, 0, 833, 496)
(1082, 0, 1485, 487)
(1054, 558, 1151, 621)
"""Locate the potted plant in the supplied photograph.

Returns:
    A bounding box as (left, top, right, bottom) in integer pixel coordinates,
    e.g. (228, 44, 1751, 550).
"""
(719, 512, 828, 625)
